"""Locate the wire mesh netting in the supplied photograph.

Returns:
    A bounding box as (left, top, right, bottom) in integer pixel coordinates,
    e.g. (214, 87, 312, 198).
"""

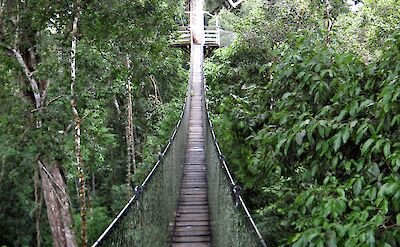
(92, 42, 267, 247)
(91, 74, 192, 247)
(202, 73, 267, 247)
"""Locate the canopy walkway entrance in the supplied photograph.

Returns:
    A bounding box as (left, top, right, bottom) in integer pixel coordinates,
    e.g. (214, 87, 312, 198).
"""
(91, 1, 266, 246)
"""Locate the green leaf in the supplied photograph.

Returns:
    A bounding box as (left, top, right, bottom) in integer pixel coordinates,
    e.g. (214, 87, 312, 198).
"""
(284, 134, 294, 155)
(342, 127, 350, 144)
(296, 130, 306, 145)
(296, 71, 306, 79)
(318, 125, 325, 138)
(311, 163, 318, 177)
(333, 133, 342, 152)
(368, 187, 377, 201)
(337, 188, 346, 199)
(397, 214, 400, 225)
(276, 138, 286, 152)
(390, 114, 400, 126)
(361, 138, 375, 155)
(336, 110, 347, 122)
(349, 120, 358, 129)
(383, 142, 391, 158)
(344, 161, 352, 171)
(373, 139, 385, 153)
(369, 163, 380, 178)
(349, 101, 359, 117)
(365, 229, 375, 246)
(306, 195, 315, 209)
(332, 156, 339, 168)
(378, 183, 397, 197)
(380, 199, 388, 214)
(356, 123, 368, 144)
(353, 178, 363, 196)
(326, 230, 337, 247)
(359, 99, 374, 111)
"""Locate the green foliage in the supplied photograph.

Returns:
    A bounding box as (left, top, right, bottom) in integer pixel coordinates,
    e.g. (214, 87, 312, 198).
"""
(74, 207, 112, 246)
(205, 11, 400, 246)
(135, 93, 186, 183)
(0, 0, 187, 245)
(334, 0, 400, 61)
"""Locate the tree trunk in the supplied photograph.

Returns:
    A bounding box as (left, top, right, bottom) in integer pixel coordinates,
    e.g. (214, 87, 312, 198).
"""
(70, 1, 87, 246)
(39, 160, 77, 247)
(2, 2, 78, 246)
(150, 75, 162, 103)
(126, 56, 136, 193)
(325, 0, 333, 44)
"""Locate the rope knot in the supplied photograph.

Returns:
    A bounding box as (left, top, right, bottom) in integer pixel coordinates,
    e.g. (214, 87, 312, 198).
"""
(233, 185, 242, 207)
(134, 185, 143, 199)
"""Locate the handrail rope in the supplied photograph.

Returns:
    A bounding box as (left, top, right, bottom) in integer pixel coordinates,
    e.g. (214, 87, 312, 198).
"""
(91, 71, 193, 247)
(202, 69, 268, 247)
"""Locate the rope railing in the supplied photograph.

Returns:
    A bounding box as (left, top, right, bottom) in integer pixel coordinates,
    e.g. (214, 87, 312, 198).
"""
(201, 60, 268, 247)
(92, 41, 266, 247)
(91, 70, 192, 247)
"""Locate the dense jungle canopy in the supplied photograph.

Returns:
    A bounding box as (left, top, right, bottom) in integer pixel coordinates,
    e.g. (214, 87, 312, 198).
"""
(0, 0, 399, 246)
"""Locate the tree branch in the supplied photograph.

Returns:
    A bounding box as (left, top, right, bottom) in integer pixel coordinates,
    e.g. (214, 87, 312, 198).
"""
(30, 95, 66, 113)
(12, 48, 42, 108)
(150, 75, 162, 103)
(227, 0, 246, 8)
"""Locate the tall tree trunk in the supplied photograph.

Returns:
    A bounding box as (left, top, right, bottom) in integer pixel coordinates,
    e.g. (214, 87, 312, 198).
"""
(70, 1, 87, 246)
(13, 37, 78, 247)
(2, 2, 78, 246)
(126, 56, 136, 193)
(39, 160, 77, 247)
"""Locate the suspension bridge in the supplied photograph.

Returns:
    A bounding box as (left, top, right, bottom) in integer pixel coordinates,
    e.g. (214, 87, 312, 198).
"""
(92, 1, 267, 246)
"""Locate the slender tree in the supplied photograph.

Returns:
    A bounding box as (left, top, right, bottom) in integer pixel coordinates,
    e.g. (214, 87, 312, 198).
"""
(70, 0, 87, 246)
(126, 56, 136, 192)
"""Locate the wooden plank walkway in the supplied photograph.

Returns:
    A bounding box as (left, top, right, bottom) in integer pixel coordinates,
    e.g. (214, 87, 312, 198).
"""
(171, 45, 211, 247)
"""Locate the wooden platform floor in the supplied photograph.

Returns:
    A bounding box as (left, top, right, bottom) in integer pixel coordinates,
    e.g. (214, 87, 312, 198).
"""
(171, 46, 211, 247)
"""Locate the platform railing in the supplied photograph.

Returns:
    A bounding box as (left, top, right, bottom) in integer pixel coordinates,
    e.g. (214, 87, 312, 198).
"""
(170, 26, 220, 47)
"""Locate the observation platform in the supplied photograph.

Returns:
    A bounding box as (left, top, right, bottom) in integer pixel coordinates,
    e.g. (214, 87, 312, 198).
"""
(170, 26, 221, 48)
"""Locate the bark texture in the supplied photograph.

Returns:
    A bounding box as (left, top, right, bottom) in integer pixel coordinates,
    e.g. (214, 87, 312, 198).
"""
(39, 161, 77, 247)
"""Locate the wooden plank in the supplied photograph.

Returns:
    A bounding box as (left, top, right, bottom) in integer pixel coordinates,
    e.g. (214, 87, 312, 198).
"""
(173, 236, 211, 243)
(172, 243, 211, 247)
(175, 221, 209, 227)
(179, 201, 208, 206)
(179, 197, 207, 202)
(174, 230, 210, 236)
(175, 225, 210, 232)
(178, 208, 208, 214)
